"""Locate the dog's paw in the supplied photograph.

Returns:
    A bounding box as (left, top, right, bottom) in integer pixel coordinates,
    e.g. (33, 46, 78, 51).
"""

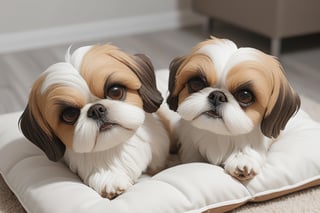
(224, 152, 261, 181)
(87, 171, 133, 199)
(101, 187, 126, 200)
(230, 165, 257, 181)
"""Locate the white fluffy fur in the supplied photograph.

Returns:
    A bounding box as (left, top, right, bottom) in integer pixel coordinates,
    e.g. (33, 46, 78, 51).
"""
(177, 118, 270, 175)
(73, 100, 145, 153)
(64, 112, 169, 196)
(65, 45, 93, 71)
(197, 41, 261, 85)
(197, 39, 237, 82)
(178, 87, 253, 135)
(40, 62, 91, 100)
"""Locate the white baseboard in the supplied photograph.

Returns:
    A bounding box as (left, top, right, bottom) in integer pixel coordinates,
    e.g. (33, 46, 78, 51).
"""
(0, 10, 204, 53)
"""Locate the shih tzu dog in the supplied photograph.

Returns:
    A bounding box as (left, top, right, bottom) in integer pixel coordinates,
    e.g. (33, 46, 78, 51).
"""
(167, 36, 301, 181)
(19, 44, 170, 199)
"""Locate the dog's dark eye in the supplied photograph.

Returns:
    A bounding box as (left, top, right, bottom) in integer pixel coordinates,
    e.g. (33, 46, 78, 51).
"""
(234, 90, 255, 107)
(187, 77, 207, 93)
(106, 85, 126, 100)
(61, 107, 80, 125)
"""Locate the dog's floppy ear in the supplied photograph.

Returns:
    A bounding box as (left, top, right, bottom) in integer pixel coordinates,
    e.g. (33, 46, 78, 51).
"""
(261, 61, 300, 138)
(167, 56, 186, 111)
(129, 54, 163, 113)
(19, 105, 66, 161)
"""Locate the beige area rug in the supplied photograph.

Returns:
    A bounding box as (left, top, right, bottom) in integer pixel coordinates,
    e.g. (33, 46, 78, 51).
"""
(1, 96, 320, 213)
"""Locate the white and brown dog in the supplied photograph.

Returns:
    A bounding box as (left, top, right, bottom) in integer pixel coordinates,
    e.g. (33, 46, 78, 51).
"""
(167, 36, 302, 181)
(19, 44, 170, 198)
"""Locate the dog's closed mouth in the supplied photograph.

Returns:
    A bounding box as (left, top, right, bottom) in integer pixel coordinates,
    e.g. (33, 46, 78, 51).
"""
(99, 122, 116, 132)
(205, 110, 222, 119)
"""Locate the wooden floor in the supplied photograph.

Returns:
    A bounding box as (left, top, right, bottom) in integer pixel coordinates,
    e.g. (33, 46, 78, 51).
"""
(0, 24, 320, 114)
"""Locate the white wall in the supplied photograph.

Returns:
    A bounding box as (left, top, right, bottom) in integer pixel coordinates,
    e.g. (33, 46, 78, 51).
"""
(0, 0, 192, 33)
(0, 0, 202, 52)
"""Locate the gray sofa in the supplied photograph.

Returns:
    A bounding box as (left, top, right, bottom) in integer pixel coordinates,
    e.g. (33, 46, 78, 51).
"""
(192, 0, 320, 56)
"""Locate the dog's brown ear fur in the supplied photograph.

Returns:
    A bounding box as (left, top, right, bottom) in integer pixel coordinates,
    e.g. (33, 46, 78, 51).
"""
(167, 56, 186, 111)
(82, 44, 163, 113)
(19, 105, 65, 162)
(261, 60, 300, 138)
(129, 54, 163, 113)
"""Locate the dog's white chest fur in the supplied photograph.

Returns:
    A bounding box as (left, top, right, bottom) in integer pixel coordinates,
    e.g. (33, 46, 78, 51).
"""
(177, 119, 272, 180)
(64, 113, 169, 196)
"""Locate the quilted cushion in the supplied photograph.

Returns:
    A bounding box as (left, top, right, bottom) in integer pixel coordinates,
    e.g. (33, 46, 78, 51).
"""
(1, 69, 320, 213)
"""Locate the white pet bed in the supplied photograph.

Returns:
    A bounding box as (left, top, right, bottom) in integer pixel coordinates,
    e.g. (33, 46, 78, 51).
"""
(1, 70, 320, 212)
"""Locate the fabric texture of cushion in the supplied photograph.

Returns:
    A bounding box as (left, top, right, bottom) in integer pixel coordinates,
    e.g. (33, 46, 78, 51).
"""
(1, 69, 320, 213)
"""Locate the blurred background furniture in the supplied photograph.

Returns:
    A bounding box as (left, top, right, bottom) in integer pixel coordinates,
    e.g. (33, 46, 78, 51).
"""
(191, 0, 320, 56)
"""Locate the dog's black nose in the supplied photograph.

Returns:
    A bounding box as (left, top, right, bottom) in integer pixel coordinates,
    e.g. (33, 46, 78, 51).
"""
(87, 104, 106, 120)
(208, 91, 227, 106)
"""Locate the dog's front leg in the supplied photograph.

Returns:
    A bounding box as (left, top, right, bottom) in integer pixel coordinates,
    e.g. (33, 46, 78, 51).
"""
(223, 145, 267, 181)
(86, 169, 134, 199)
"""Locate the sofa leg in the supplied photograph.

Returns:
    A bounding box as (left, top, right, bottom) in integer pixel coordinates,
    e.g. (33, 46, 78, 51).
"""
(271, 38, 281, 57)
(207, 17, 214, 34)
